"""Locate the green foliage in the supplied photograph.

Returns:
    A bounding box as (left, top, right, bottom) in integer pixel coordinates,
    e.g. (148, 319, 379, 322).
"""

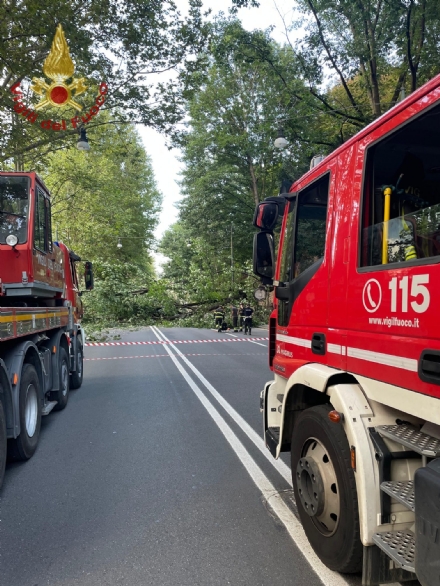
(82, 261, 178, 328)
(40, 116, 167, 329)
(43, 118, 161, 269)
(172, 20, 313, 277)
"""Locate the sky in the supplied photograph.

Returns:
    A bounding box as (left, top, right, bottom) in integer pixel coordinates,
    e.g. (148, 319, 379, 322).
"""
(139, 0, 296, 269)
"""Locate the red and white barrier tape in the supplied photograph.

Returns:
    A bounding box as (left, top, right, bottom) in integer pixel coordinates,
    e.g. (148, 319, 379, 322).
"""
(85, 337, 268, 347)
(84, 352, 266, 361)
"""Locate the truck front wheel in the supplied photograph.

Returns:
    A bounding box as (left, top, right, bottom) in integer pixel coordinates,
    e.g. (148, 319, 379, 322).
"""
(70, 342, 83, 390)
(8, 364, 42, 461)
(291, 404, 362, 573)
(53, 348, 70, 411)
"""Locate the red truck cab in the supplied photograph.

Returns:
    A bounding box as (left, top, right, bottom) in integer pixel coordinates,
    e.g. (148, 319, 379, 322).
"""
(0, 172, 65, 300)
(253, 73, 440, 585)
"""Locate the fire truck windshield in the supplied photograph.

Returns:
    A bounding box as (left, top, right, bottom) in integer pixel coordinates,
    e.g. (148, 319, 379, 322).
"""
(0, 176, 29, 245)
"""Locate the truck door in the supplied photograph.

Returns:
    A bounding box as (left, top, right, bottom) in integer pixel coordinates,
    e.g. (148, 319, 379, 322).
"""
(274, 165, 336, 377)
(32, 187, 64, 293)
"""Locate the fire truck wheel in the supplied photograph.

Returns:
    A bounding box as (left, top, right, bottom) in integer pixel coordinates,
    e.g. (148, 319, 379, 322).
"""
(0, 398, 6, 489)
(70, 343, 83, 390)
(53, 348, 70, 411)
(291, 404, 362, 573)
(8, 364, 42, 461)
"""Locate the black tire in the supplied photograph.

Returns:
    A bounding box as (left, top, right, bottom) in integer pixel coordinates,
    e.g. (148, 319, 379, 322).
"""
(70, 342, 83, 390)
(291, 404, 362, 573)
(8, 364, 41, 461)
(53, 348, 70, 411)
(0, 398, 6, 489)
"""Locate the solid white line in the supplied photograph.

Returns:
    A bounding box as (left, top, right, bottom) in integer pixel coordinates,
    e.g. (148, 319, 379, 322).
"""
(151, 326, 291, 485)
(149, 326, 351, 586)
(226, 332, 267, 347)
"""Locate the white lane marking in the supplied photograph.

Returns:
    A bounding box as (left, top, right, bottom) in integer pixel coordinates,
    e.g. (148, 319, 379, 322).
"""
(151, 326, 291, 485)
(149, 326, 350, 586)
(226, 332, 267, 348)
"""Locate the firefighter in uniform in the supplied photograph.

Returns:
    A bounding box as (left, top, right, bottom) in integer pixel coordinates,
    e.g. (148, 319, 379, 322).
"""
(214, 306, 225, 332)
(243, 303, 254, 334)
(239, 303, 245, 331)
(231, 304, 239, 332)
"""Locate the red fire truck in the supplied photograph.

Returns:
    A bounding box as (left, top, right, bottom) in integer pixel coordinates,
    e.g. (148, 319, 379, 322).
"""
(0, 171, 92, 489)
(254, 73, 440, 585)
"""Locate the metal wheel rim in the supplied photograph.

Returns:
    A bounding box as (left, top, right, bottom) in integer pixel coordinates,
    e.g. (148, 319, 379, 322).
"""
(24, 383, 38, 437)
(300, 436, 340, 536)
(61, 360, 69, 397)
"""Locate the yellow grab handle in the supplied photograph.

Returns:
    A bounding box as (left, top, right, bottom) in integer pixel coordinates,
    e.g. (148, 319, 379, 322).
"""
(382, 187, 392, 264)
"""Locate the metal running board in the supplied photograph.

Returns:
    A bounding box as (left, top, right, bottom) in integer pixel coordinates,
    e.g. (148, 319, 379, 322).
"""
(372, 530, 416, 573)
(42, 401, 57, 416)
(380, 480, 415, 511)
(376, 424, 440, 457)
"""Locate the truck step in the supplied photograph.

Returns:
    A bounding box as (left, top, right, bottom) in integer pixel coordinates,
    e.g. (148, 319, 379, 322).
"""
(267, 426, 280, 442)
(372, 529, 415, 573)
(380, 480, 415, 511)
(276, 394, 284, 403)
(41, 401, 57, 416)
(376, 423, 440, 457)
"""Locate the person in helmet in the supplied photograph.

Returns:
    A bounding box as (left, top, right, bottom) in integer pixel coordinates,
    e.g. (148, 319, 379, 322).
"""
(213, 306, 225, 332)
(243, 303, 254, 334)
(231, 303, 239, 332)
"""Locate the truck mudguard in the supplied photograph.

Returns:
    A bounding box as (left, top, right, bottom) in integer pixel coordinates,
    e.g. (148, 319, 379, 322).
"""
(2, 341, 43, 438)
(42, 329, 69, 393)
(0, 359, 14, 436)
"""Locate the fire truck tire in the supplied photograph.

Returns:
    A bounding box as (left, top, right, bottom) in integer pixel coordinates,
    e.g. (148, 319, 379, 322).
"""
(290, 404, 362, 573)
(8, 364, 42, 461)
(70, 343, 83, 390)
(0, 398, 6, 489)
(53, 348, 70, 411)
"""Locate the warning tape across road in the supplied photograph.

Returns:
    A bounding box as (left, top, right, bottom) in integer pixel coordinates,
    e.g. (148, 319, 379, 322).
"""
(85, 337, 268, 347)
(85, 352, 267, 361)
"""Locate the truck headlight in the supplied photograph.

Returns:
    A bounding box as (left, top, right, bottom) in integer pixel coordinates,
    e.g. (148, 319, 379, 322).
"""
(6, 234, 18, 247)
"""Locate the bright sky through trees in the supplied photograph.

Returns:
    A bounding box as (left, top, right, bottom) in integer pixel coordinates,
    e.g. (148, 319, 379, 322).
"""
(144, 0, 294, 271)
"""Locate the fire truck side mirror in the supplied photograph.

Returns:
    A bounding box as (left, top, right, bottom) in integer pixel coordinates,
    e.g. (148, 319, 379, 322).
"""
(253, 202, 279, 231)
(253, 232, 275, 284)
(84, 261, 94, 291)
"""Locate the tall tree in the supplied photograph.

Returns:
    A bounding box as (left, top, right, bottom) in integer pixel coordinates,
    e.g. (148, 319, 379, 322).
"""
(43, 117, 161, 272)
(176, 20, 315, 269)
(232, 0, 440, 124)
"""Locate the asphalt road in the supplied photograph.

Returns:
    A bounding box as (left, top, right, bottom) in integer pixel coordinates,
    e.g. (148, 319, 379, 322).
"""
(0, 327, 415, 586)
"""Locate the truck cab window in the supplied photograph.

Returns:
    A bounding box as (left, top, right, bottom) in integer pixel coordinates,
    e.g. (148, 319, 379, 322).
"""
(34, 188, 48, 252)
(279, 199, 296, 284)
(294, 175, 329, 277)
(277, 174, 329, 327)
(0, 176, 29, 244)
(361, 102, 440, 267)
